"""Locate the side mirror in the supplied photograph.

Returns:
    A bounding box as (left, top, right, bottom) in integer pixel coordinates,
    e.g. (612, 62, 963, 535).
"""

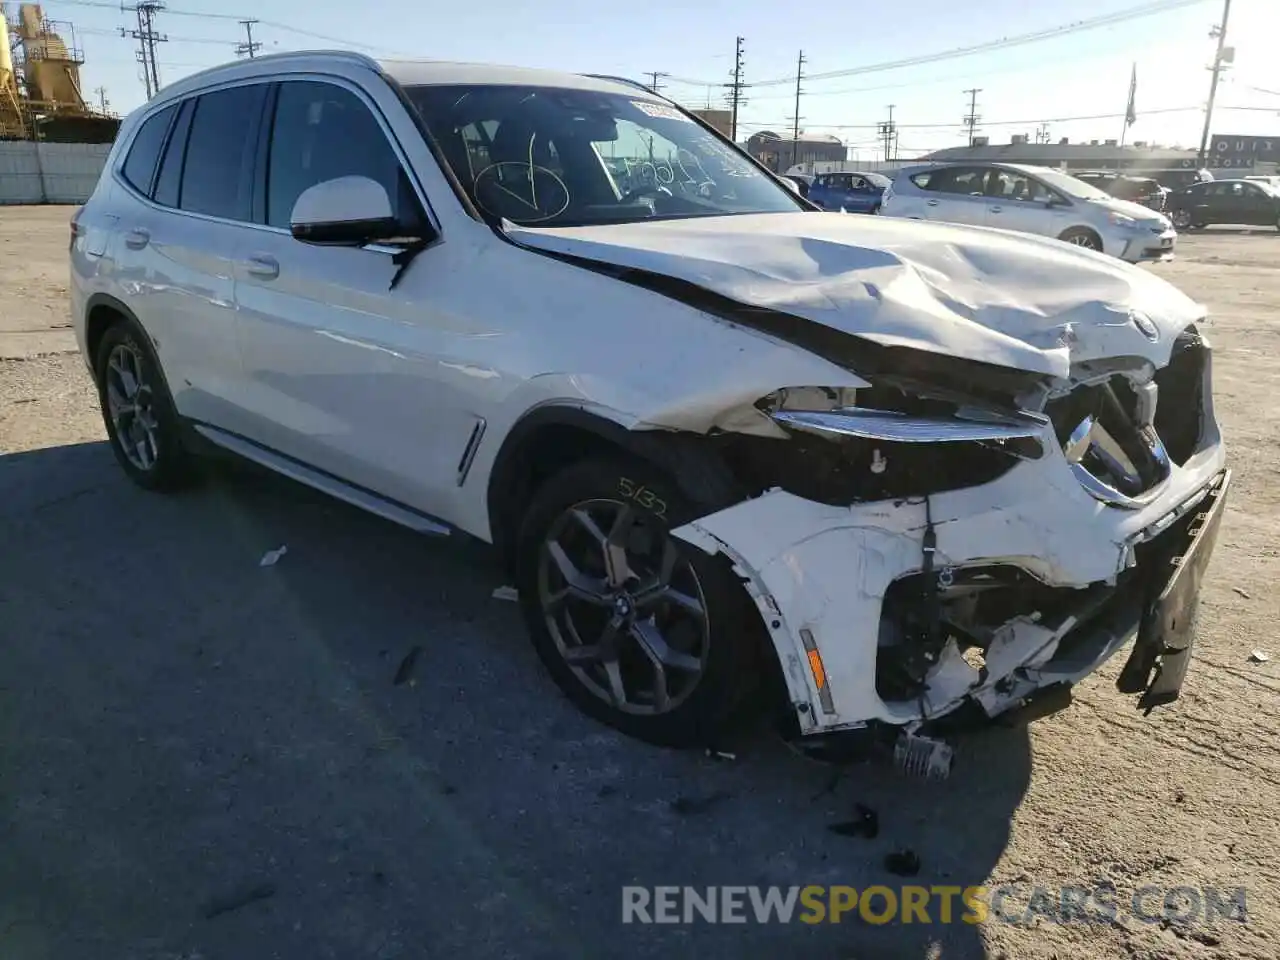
(779, 177, 802, 196)
(290, 176, 402, 246)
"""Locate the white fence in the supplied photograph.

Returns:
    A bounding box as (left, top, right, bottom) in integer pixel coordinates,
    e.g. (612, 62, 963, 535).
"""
(0, 142, 112, 205)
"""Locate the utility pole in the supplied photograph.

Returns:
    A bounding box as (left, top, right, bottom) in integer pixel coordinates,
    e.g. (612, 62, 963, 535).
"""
(93, 86, 110, 115)
(1035, 123, 1051, 144)
(963, 87, 982, 146)
(645, 71, 668, 94)
(1197, 0, 1233, 166)
(877, 104, 897, 163)
(726, 36, 746, 143)
(789, 50, 805, 169)
(236, 19, 261, 59)
(120, 2, 167, 100)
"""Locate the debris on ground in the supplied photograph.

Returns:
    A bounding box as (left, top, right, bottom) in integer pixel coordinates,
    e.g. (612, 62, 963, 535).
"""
(828, 803, 880, 839)
(491, 585, 519, 601)
(202, 881, 276, 919)
(258, 545, 288, 567)
(393, 645, 424, 686)
(669, 790, 731, 816)
(1248, 649, 1270, 664)
(1233, 586, 1251, 599)
(883, 849, 922, 877)
(704, 748, 737, 761)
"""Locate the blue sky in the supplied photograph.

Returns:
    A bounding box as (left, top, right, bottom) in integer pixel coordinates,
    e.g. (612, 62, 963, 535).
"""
(24, 0, 1280, 156)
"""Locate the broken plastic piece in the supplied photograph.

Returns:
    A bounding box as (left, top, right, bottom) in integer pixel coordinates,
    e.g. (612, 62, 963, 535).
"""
(1249, 650, 1270, 664)
(704, 748, 737, 761)
(893, 732, 953, 780)
(258, 545, 288, 567)
(884, 849, 922, 877)
(491, 585, 519, 601)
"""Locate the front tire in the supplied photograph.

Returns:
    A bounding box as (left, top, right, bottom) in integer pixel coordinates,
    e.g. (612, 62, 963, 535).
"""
(94, 318, 195, 491)
(1171, 209, 1192, 230)
(1059, 227, 1103, 251)
(513, 457, 764, 747)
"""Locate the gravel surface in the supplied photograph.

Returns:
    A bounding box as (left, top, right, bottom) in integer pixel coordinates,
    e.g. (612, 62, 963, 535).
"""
(2, 206, 1278, 959)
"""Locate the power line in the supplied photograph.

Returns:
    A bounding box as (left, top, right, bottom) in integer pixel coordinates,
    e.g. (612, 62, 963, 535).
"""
(963, 87, 982, 145)
(747, 0, 1211, 88)
(236, 19, 261, 59)
(738, 104, 1207, 131)
(1197, 0, 1232, 165)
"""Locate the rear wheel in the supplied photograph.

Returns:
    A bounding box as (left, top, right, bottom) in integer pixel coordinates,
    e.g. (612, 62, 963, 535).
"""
(513, 457, 764, 747)
(1171, 209, 1192, 230)
(94, 318, 195, 491)
(1059, 227, 1103, 251)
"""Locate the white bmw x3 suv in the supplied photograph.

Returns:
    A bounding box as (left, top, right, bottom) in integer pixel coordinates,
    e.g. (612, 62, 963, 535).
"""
(881, 161, 1178, 263)
(71, 52, 1229, 750)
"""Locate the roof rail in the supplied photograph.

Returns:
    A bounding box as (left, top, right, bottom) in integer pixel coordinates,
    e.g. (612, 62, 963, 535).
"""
(159, 49, 381, 97)
(584, 73, 670, 99)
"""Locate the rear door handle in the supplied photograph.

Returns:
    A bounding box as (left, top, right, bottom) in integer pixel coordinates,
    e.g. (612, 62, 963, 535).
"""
(990, 206, 1003, 213)
(925, 199, 940, 206)
(244, 253, 280, 280)
(124, 228, 150, 250)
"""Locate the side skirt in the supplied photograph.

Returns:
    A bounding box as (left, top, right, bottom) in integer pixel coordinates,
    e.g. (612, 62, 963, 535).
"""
(191, 422, 452, 537)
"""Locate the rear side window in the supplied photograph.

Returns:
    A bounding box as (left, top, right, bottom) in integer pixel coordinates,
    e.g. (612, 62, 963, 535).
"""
(909, 171, 933, 189)
(120, 105, 176, 196)
(180, 84, 267, 221)
(153, 99, 194, 208)
(266, 80, 419, 229)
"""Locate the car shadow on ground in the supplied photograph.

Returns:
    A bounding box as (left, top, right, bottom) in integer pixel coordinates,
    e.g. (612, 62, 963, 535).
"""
(0, 440, 1034, 959)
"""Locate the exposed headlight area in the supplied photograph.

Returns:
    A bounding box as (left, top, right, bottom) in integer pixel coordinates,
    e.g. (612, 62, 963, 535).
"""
(712, 379, 1049, 505)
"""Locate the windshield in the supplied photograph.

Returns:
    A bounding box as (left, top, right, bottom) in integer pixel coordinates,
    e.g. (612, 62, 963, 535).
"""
(1025, 167, 1113, 201)
(405, 83, 804, 227)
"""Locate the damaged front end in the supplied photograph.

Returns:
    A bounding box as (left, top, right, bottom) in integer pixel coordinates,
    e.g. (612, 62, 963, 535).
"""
(670, 330, 1229, 738)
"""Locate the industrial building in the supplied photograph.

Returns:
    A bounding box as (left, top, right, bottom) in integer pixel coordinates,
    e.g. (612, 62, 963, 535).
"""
(918, 133, 1277, 178)
(745, 130, 847, 172)
(2, 3, 118, 141)
(689, 108, 731, 139)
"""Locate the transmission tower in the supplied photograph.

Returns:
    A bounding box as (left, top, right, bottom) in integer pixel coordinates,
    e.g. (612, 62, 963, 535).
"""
(963, 87, 982, 146)
(236, 19, 262, 59)
(788, 50, 805, 168)
(93, 86, 110, 115)
(120, 2, 167, 100)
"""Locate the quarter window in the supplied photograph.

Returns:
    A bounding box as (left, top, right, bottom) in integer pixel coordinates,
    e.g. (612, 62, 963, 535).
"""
(152, 98, 194, 209)
(120, 105, 176, 196)
(266, 80, 419, 229)
(179, 84, 267, 221)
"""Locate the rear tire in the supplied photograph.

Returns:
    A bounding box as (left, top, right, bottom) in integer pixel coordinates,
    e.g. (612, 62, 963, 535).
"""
(513, 457, 765, 747)
(1058, 227, 1103, 251)
(1171, 209, 1192, 230)
(94, 318, 195, 491)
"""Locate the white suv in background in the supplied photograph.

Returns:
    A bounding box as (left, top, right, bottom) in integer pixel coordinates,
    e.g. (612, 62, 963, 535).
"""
(881, 161, 1177, 262)
(71, 53, 1228, 751)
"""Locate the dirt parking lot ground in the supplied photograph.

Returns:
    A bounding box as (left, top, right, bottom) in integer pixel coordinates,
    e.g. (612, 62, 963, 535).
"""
(2, 205, 1278, 960)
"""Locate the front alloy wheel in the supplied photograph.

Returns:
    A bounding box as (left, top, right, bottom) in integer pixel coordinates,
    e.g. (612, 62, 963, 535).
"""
(1172, 209, 1192, 230)
(538, 499, 709, 715)
(515, 458, 764, 746)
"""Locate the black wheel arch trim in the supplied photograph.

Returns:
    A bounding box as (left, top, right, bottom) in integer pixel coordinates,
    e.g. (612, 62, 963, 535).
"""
(84, 293, 175, 391)
(485, 403, 745, 564)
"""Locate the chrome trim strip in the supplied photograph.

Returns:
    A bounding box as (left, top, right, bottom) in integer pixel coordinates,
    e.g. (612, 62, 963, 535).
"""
(772, 407, 1048, 445)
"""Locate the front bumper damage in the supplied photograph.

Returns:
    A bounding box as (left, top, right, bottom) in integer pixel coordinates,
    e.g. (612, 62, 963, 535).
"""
(672, 422, 1229, 738)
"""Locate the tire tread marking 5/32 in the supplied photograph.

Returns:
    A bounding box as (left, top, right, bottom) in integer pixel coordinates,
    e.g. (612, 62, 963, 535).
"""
(618, 477, 667, 518)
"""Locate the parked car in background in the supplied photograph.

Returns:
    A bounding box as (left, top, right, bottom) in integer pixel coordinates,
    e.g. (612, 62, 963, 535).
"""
(71, 53, 1226, 749)
(1074, 171, 1168, 212)
(779, 173, 812, 199)
(880, 161, 1176, 262)
(1243, 174, 1280, 190)
(807, 171, 889, 213)
(1167, 178, 1280, 230)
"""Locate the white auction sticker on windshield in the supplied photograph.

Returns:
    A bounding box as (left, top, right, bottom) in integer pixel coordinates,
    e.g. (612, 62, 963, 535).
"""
(631, 100, 692, 122)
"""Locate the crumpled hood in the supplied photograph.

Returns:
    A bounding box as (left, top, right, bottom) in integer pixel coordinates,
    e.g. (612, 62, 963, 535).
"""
(504, 212, 1203, 379)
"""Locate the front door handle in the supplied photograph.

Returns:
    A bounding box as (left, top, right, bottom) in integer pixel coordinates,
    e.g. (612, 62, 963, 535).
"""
(989, 206, 1003, 214)
(925, 199, 940, 206)
(124, 228, 150, 250)
(244, 253, 280, 280)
